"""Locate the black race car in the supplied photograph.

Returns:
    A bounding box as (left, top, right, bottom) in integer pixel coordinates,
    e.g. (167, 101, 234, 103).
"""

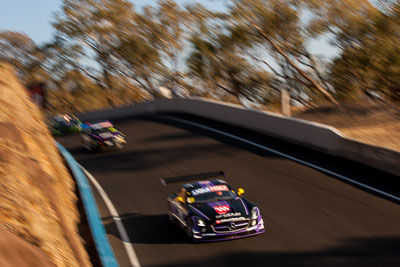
(81, 120, 126, 151)
(163, 171, 265, 241)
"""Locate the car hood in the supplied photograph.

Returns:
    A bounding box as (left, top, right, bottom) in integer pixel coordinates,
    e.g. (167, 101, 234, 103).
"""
(91, 131, 122, 141)
(189, 197, 250, 222)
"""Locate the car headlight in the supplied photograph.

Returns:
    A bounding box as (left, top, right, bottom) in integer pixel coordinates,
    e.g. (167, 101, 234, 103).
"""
(251, 207, 259, 220)
(114, 135, 126, 143)
(197, 219, 206, 227)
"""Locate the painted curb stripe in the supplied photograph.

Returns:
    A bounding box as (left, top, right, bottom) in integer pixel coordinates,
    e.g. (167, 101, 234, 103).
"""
(79, 165, 141, 267)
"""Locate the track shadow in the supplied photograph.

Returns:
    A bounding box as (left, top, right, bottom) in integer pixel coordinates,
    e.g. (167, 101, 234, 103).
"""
(149, 115, 283, 160)
(103, 213, 189, 244)
(149, 114, 400, 204)
(76, 142, 240, 173)
(152, 236, 400, 267)
(142, 132, 201, 142)
(65, 146, 89, 155)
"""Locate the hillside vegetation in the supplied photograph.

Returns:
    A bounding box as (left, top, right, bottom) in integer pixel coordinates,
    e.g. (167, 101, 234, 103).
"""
(0, 63, 91, 266)
(294, 102, 400, 152)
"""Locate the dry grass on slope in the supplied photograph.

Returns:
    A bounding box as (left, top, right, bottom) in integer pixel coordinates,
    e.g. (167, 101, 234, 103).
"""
(0, 63, 91, 267)
(294, 102, 400, 152)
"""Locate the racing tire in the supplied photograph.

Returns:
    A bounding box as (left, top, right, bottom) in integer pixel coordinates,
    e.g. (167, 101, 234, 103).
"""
(168, 213, 174, 223)
(115, 142, 125, 150)
(85, 143, 92, 151)
(82, 140, 92, 151)
(167, 204, 174, 222)
(186, 218, 193, 239)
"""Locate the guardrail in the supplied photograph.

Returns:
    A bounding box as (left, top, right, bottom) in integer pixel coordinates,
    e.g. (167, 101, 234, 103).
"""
(57, 143, 119, 267)
(77, 98, 400, 177)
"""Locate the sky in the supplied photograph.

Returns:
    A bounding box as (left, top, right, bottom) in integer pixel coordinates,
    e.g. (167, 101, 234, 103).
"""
(0, 0, 226, 45)
(0, 0, 338, 58)
(0, 0, 60, 44)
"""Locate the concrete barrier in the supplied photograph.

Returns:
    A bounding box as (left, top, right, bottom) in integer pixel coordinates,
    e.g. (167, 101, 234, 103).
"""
(78, 98, 400, 177)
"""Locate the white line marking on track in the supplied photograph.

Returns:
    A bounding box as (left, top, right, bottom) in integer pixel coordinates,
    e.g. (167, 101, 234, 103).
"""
(160, 115, 400, 203)
(79, 164, 141, 267)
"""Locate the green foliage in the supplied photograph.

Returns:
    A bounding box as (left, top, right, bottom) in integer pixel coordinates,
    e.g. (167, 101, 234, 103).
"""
(229, 0, 338, 104)
(305, 0, 380, 49)
(0, 31, 48, 85)
(53, 0, 137, 95)
(185, 3, 280, 102)
(316, 1, 400, 101)
(46, 70, 147, 114)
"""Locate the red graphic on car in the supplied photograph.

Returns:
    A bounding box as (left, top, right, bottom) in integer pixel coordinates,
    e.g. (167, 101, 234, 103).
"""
(214, 205, 230, 214)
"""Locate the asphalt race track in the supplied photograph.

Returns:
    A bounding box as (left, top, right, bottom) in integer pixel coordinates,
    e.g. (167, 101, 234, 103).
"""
(57, 114, 400, 267)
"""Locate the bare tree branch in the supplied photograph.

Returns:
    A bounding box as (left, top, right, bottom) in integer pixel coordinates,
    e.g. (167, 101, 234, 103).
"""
(251, 23, 338, 105)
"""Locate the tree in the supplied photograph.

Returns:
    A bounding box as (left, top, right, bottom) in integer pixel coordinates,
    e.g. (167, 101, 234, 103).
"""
(329, 3, 400, 101)
(41, 36, 97, 90)
(186, 8, 276, 103)
(115, 29, 163, 94)
(307, 0, 400, 102)
(0, 31, 48, 84)
(305, 0, 380, 50)
(228, 0, 338, 104)
(53, 0, 137, 103)
(157, 0, 188, 74)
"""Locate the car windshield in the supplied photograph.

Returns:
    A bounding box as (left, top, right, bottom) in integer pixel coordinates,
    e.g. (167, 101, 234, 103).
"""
(65, 119, 79, 125)
(190, 185, 236, 203)
(94, 127, 111, 133)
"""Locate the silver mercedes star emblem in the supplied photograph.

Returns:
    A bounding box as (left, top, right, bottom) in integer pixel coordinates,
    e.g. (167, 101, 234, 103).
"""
(229, 222, 236, 230)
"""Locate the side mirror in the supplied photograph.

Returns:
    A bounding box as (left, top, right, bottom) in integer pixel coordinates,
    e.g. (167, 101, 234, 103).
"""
(176, 196, 184, 203)
(237, 188, 245, 196)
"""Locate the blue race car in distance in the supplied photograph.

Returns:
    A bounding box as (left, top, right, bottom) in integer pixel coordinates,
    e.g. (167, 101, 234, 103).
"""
(163, 171, 265, 242)
(81, 120, 126, 151)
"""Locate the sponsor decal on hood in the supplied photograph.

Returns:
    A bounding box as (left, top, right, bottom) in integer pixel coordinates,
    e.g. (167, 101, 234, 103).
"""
(214, 205, 230, 214)
(208, 201, 231, 215)
(197, 198, 249, 220)
(191, 185, 229, 196)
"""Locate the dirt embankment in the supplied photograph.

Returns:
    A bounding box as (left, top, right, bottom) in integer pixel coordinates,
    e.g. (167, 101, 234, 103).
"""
(0, 63, 91, 266)
(294, 102, 400, 152)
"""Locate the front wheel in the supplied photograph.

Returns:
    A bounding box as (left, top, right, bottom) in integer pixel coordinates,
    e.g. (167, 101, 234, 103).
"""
(115, 142, 125, 150)
(167, 203, 174, 222)
(82, 139, 92, 151)
(186, 218, 193, 239)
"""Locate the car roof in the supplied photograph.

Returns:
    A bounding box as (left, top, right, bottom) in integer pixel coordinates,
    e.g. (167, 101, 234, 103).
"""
(183, 179, 229, 190)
